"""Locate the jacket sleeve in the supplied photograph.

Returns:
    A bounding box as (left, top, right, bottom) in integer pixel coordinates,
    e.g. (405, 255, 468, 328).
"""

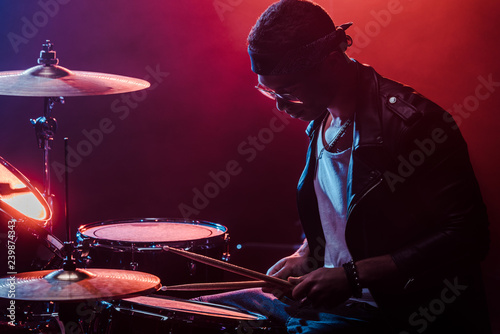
(389, 103, 489, 287)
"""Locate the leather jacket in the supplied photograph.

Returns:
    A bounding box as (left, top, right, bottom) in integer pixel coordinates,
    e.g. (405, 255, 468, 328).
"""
(297, 61, 490, 333)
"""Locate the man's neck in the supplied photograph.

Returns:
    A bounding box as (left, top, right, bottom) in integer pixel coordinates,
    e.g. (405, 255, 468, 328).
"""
(327, 99, 356, 120)
(326, 63, 358, 120)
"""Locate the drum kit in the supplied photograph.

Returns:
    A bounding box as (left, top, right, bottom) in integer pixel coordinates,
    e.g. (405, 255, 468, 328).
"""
(0, 41, 290, 333)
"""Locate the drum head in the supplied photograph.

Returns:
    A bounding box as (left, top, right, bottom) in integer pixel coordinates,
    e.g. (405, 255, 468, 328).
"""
(0, 156, 51, 225)
(78, 218, 227, 244)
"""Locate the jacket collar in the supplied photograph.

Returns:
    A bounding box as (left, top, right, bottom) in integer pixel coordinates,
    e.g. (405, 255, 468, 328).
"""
(352, 62, 384, 150)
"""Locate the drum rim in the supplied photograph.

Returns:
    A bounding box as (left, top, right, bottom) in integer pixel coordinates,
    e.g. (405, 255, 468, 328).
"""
(76, 218, 228, 247)
(0, 156, 52, 225)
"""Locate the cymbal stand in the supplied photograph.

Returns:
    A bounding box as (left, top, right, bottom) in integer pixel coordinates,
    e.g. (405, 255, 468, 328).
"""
(31, 97, 63, 233)
(55, 250, 86, 334)
(29, 41, 64, 233)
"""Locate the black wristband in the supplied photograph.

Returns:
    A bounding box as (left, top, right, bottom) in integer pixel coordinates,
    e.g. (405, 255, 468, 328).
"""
(342, 259, 362, 298)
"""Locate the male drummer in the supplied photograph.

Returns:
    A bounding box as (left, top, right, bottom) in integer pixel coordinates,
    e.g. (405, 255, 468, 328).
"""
(197, 0, 491, 333)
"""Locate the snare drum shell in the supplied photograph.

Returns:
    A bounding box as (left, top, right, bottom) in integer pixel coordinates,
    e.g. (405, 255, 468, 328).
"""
(77, 218, 229, 286)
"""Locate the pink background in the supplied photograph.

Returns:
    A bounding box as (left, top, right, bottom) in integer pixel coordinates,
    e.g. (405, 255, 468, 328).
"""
(0, 0, 498, 330)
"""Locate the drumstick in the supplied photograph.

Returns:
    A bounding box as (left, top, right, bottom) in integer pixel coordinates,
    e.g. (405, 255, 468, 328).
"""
(163, 246, 293, 289)
(161, 280, 268, 292)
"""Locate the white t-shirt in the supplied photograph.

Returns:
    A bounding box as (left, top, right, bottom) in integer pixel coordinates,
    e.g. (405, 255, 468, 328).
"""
(314, 115, 377, 307)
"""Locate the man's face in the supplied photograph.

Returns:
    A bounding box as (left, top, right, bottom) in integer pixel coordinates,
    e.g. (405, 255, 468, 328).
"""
(256, 57, 339, 122)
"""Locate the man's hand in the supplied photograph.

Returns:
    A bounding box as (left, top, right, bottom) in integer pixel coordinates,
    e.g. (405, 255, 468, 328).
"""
(267, 254, 313, 278)
(289, 267, 352, 309)
(263, 253, 313, 295)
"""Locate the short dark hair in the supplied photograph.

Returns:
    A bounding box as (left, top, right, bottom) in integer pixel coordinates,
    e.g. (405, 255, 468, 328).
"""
(248, 0, 335, 54)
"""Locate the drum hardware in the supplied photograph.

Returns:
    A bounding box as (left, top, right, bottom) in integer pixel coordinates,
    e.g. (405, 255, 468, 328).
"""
(188, 241, 196, 277)
(0, 40, 151, 233)
(29, 95, 63, 233)
(135, 247, 165, 252)
(222, 233, 231, 262)
(77, 238, 91, 259)
(30, 44, 65, 233)
(129, 242, 139, 271)
(130, 243, 138, 271)
(57, 138, 89, 271)
(129, 262, 139, 271)
(188, 260, 197, 277)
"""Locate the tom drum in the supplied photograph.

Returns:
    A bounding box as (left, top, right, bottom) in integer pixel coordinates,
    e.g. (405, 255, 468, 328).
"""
(77, 218, 229, 286)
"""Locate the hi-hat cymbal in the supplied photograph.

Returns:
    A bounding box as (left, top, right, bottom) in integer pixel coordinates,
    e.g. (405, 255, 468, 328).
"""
(0, 64, 150, 97)
(0, 268, 161, 302)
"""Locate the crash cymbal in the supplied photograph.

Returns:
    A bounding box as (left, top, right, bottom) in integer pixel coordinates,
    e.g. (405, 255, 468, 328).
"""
(0, 268, 161, 302)
(0, 65, 150, 97)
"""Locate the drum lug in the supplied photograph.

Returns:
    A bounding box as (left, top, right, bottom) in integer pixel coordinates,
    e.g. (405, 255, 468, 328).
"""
(223, 233, 230, 262)
(130, 261, 139, 271)
(188, 261, 196, 276)
(130, 243, 138, 271)
(77, 239, 91, 258)
(84, 256, 92, 268)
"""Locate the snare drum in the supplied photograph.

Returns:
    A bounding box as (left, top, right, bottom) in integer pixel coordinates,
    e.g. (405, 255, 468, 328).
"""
(77, 218, 229, 286)
(92, 295, 270, 334)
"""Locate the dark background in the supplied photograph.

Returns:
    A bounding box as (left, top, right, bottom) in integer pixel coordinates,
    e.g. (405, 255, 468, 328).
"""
(0, 0, 498, 331)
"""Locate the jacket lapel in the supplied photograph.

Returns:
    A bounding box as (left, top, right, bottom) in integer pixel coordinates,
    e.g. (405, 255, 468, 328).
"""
(297, 113, 327, 257)
(347, 62, 386, 219)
